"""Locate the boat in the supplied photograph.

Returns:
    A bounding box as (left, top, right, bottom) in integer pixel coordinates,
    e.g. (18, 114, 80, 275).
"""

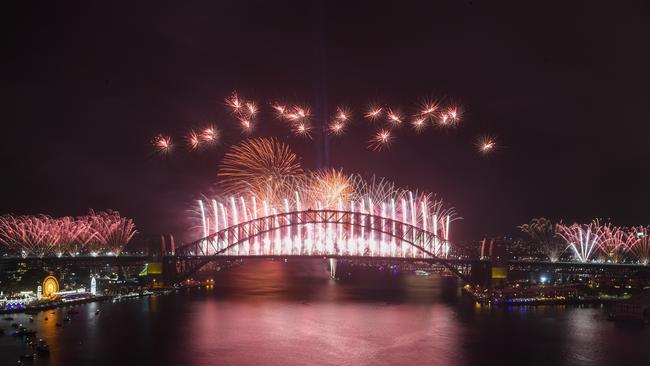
(415, 270, 431, 276)
(3, 317, 14, 321)
(19, 354, 34, 360)
(29, 317, 34, 322)
(95, 309, 100, 315)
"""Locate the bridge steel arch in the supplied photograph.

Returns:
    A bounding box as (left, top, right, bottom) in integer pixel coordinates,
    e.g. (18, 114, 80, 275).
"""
(177, 210, 450, 257)
(171, 209, 468, 282)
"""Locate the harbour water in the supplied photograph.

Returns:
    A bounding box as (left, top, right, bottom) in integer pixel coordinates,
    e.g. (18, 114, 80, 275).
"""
(1, 260, 648, 365)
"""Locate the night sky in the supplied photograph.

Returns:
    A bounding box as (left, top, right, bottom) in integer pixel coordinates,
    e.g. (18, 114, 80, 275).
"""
(4, 1, 650, 244)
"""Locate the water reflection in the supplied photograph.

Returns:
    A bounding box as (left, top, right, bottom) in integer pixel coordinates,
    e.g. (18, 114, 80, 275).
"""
(0, 259, 648, 366)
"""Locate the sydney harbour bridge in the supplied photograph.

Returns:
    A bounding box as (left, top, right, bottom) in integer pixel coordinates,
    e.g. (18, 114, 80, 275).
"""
(166, 207, 470, 283)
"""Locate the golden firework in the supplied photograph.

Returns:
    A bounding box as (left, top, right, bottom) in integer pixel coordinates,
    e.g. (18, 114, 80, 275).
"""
(218, 138, 303, 200)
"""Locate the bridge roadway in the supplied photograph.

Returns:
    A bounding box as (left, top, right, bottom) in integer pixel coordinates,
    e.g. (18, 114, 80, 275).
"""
(2, 255, 649, 285)
(2, 254, 650, 270)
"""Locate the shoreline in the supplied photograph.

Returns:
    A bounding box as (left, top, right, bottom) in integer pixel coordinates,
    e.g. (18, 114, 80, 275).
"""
(0, 287, 182, 315)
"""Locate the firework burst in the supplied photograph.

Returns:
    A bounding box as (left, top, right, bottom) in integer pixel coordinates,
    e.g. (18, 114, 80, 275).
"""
(386, 109, 403, 126)
(476, 135, 497, 154)
(368, 129, 393, 151)
(271, 103, 286, 117)
(225, 92, 259, 133)
(304, 169, 355, 207)
(186, 130, 201, 151)
(225, 92, 243, 112)
(364, 106, 383, 120)
(218, 138, 303, 198)
(411, 117, 427, 132)
(419, 101, 439, 117)
(200, 126, 220, 145)
(291, 122, 312, 138)
(328, 121, 346, 136)
(150, 92, 474, 157)
(152, 134, 173, 155)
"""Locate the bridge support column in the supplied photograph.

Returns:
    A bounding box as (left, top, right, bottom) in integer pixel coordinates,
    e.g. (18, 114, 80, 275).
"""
(470, 260, 492, 288)
(162, 256, 179, 285)
(328, 258, 338, 279)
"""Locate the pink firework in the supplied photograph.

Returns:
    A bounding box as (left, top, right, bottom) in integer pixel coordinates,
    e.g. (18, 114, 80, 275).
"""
(447, 106, 459, 120)
(411, 117, 427, 132)
(200, 126, 220, 144)
(476, 135, 497, 155)
(225, 92, 243, 112)
(419, 102, 439, 116)
(245, 101, 258, 116)
(335, 107, 350, 122)
(271, 103, 286, 117)
(386, 109, 402, 126)
(226, 91, 258, 133)
(328, 121, 346, 136)
(368, 129, 393, 151)
(283, 105, 311, 123)
(152, 134, 172, 154)
(437, 106, 461, 127)
(238, 118, 254, 134)
(364, 106, 383, 120)
(291, 122, 312, 138)
(186, 130, 201, 151)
